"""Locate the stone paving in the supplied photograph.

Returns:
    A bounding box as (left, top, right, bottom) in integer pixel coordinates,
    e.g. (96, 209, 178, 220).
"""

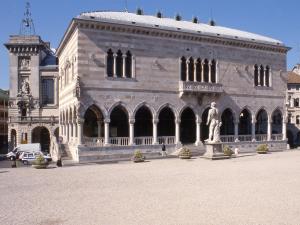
(1, 151, 300, 225)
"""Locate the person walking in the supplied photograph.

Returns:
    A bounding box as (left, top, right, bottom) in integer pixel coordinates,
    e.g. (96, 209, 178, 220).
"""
(161, 143, 167, 157)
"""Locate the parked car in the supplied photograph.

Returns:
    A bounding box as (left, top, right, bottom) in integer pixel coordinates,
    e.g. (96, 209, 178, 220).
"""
(6, 143, 41, 160)
(20, 152, 52, 165)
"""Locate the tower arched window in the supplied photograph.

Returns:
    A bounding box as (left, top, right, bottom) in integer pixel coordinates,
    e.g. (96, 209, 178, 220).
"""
(265, 66, 270, 87)
(106, 49, 114, 77)
(125, 51, 132, 78)
(116, 50, 123, 77)
(188, 57, 194, 81)
(254, 64, 259, 86)
(259, 65, 264, 86)
(211, 59, 216, 83)
(181, 57, 187, 81)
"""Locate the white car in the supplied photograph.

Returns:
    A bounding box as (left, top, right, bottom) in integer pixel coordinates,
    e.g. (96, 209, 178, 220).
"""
(20, 152, 52, 165)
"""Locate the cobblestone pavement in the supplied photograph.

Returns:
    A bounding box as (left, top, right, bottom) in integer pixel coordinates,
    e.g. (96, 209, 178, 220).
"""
(1, 151, 300, 225)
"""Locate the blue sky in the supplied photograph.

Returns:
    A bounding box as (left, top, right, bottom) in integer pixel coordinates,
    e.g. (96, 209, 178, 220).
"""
(0, 0, 299, 89)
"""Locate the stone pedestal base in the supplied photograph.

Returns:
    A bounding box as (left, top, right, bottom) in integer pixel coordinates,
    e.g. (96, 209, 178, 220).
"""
(202, 142, 229, 160)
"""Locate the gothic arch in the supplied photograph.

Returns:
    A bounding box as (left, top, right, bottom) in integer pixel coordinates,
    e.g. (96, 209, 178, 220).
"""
(132, 102, 155, 119)
(156, 103, 178, 120)
(178, 104, 199, 118)
(255, 106, 270, 121)
(108, 101, 132, 119)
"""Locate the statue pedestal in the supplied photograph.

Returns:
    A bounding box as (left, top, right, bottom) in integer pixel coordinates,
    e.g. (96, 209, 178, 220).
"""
(203, 142, 230, 160)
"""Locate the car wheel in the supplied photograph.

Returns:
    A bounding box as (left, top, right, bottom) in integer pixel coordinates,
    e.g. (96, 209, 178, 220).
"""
(23, 161, 28, 165)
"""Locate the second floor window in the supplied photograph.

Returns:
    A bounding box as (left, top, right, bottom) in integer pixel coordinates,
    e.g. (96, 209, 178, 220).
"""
(254, 64, 271, 87)
(42, 79, 54, 105)
(106, 49, 133, 78)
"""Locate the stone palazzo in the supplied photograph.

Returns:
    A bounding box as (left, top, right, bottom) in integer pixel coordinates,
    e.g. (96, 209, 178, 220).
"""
(53, 11, 289, 161)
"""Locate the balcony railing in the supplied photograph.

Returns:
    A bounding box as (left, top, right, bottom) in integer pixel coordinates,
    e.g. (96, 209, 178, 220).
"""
(9, 116, 59, 123)
(135, 136, 153, 145)
(179, 81, 223, 97)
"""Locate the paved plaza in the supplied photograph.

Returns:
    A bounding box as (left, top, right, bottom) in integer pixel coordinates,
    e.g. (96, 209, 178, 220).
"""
(1, 151, 300, 225)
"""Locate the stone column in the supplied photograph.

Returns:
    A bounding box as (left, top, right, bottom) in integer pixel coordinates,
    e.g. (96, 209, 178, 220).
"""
(208, 61, 212, 83)
(77, 118, 83, 145)
(195, 116, 202, 146)
(129, 119, 135, 145)
(251, 116, 256, 142)
(97, 121, 102, 137)
(113, 53, 117, 77)
(282, 119, 287, 140)
(267, 118, 272, 141)
(122, 55, 126, 78)
(186, 60, 189, 81)
(291, 98, 294, 107)
(175, 118, 181, 145)
(263, 69, 266, 87)
(269, 69, 272, 87)
(215, 61, 219, 83)
(201, 62, 204, 82)
(153, 118, 159, 145)
(193, 61, 197, 82)
(73, 122, 77, 138)
(69, 123, 72, 142)
(66, 123, 69, 142)
(131, 56, 136, 79)
(234, 121, 239, 142)
(104, 118, 110, 146)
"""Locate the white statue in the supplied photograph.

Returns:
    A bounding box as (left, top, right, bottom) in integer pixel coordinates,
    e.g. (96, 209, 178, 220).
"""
(20, 80, 30, 95)
(205, 102, 222, 143)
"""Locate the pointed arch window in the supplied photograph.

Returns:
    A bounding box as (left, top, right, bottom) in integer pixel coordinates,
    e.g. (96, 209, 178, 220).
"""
(259, 65, 264, 86)
(116, 50, 123, 77)
(181, 57, 187, 81)
(211, 59, 216, 83)
(203, 59, 209, 82)
(188, 57, 194, 81)
(106, 49, 114, 77)
(196, 58, 202, 82)
(265, 66, 270, 87)
(254, 64, 259, 86)
(125, 51, 132, 78)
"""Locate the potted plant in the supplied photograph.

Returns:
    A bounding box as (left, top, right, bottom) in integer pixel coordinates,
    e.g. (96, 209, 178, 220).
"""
(131, 150, 145, 163)
(32, 154, 49, 169)
(178, 147, 192, 159)
(223, 145, 234, 157)
(256, 144, 269, 154)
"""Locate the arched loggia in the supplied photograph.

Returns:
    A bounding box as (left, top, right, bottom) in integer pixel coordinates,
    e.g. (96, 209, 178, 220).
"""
(180, 107, 196, 144)
(110, 105, 129, 137)
(158, 107, 175, 137)
(200, 108, 210, 142)
(256, 109, 268, 134)
(134, 106, 153, 137)
(83, 105, 104, 138)
(220, 108, 234, 135)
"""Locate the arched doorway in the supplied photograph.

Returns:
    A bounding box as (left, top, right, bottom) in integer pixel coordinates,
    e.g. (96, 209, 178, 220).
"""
(83, 105, 104, 138)
(32, 127, 50, 152)
(201, 108, 210, 142)
(180, 107, 196, 144)
(221, 108, 234, 135)
(134, 106, 153, 137)
(256, 109, 268, 134)
(158, 107, 175, 137)
(272, 109, 282, 134)
(10, 129, 17, 150)
(239, 109, 251, 135)
(110, 105, 129, 137)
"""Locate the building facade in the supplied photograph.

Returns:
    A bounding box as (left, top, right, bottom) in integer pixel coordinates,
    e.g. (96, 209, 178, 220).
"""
(0, 89, 8, 153)
(4, 35, 59, 153)
(55, 11, 289, 162)
(287, 65, 300, 147)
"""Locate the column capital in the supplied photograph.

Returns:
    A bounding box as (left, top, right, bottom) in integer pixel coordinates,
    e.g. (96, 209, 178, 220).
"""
(76, 117, 84, 124)
(104, 118, 111, 123)
(175, 118, 181, 124)
(153, 118, 159, 124)
(196, 117, 202, 123)
(129, 118, 135, 124)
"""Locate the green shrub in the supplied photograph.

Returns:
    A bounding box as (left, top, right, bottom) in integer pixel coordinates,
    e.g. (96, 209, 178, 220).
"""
(132, 150, 145, 162)
(178, 147, 191, 159)
(34, 154, 46, 165)
(223, 145, 234, 156)
(256, 144, 269, 153)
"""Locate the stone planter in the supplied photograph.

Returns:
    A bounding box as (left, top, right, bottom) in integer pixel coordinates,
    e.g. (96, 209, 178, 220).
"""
(32, 162, 49, 169)
(132, 157, 145, 163)
(179, 155, 191, 159)
(257, 151, 268, 154)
